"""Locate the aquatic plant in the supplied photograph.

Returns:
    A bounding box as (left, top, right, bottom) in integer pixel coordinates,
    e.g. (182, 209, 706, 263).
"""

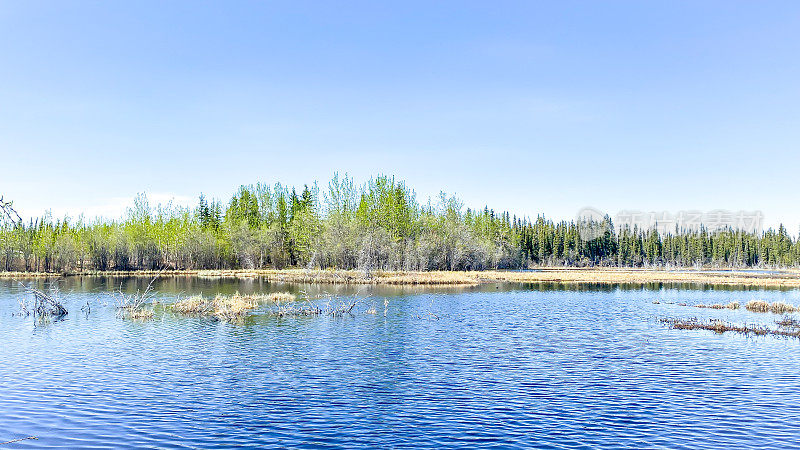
(267, 292, 296, 304)
(112, 271, 164, 320)
(769, 302, 796, 314)
(172, 292, 270, 321)
(660, 317, 800, 339)
(213, 294, 262, 321)
(745, 300, 770, 313)
(775, 316, 800, 328)
(127, 308, 155, 320)
(267, 290, 365, 318)
(172, 295, 213, 315)
(269, 300, 357, 318)
(271, 304, 323, 318)
(741, 300, 798, 314)
(693, 302, 740, 310)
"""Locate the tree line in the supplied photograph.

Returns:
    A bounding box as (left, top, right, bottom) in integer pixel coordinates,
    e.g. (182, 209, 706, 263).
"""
(2, 174, 799, 272)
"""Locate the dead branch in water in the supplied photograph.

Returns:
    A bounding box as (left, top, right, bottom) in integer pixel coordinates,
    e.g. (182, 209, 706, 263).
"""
(775, 316, 800, 329)
(0, 436, 38, 445)
(112, 268, 164, 319)
(268, 290, 363, 318)
(17, 281, 67, 317)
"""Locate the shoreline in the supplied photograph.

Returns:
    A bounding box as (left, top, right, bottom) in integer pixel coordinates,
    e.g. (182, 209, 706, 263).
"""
(3, 268, 800, 288)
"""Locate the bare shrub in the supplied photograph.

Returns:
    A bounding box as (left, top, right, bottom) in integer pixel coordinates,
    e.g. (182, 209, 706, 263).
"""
(18, 282, 67, 317)
(112, 272, 161, 320)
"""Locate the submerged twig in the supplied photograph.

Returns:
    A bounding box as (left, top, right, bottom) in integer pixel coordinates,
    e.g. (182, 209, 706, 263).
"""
(775, 316, 800, 329)
(268, 290, 364, 318)
(0, 436, 38, 445)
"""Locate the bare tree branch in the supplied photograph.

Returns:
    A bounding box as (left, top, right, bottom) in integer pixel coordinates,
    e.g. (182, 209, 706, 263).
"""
(0, 195, 21, 226)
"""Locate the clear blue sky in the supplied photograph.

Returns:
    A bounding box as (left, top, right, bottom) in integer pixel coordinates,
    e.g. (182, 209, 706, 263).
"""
(2, 1, 799, 231)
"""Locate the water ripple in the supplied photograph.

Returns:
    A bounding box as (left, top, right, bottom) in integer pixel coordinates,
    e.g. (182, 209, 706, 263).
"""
(1, 280, 800, 448)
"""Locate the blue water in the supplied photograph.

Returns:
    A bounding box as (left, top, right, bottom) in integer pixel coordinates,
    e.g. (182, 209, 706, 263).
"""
(2, 277, 800, 448)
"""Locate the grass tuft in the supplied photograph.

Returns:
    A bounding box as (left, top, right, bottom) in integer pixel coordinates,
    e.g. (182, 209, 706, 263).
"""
(769, 302, 796, 314)
(745, 300, 770, 313)
(127, 308, 155, 320)
(742, 300, 798, 314)
(267, 292, 296, 304)
(693, 301, 740, 310)
(172, 292, 270, 321)
(660, 317, 800, 338)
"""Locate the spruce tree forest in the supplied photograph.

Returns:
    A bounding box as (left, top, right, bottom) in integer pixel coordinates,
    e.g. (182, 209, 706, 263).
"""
(1, 174, 798, 273)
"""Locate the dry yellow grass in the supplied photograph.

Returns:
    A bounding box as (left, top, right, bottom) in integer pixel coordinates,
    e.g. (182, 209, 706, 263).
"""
(172, 295, 211, 315)
(745, 300, 770, 313)
(741, 300, 799, 314)
(173, 292, 269, 320)
(694, 301, 740, 310)
(769, 302, 797, 314)
(116, 305, 155, 320)
(267, 292, 296, 303)
(5, 267, 800, 288)
(660, 317, 800, 338)
(127, 308, 154, 320)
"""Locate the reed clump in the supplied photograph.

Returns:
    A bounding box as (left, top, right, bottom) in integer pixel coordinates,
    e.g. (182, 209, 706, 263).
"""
(745, 300, 770, 313)
(173, 292, 270, 320)
(267, 292, 296, 304)
(172, 295, 213, 315)
(769, 302, 796, 314)
(660, 317, 800, 339)
(742, 300, 798, 314)
(127, 308, 155, 320)
(693, 302, 740, 310)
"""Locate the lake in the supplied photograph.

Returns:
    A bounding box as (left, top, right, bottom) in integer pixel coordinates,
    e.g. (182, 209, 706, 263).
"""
(2, 277, 800, 448)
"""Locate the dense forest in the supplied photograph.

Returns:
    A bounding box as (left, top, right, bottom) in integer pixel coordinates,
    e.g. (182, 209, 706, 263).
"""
(1, 174, 799, 273)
